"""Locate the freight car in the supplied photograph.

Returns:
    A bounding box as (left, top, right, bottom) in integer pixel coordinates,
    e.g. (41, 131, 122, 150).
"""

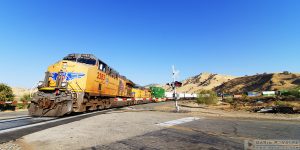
(149, 87, 168, 102)
(132, 86, 152, 104)
(150, 87, 165, 99)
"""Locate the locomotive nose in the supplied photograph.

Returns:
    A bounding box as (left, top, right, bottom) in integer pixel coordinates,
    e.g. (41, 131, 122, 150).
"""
(37, 98, 53, 109)
(29, 91, 73, 117)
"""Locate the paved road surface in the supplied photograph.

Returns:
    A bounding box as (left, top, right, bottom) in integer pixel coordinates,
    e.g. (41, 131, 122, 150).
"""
(89, 116, 300, 150)
(0, 102, 299, 150)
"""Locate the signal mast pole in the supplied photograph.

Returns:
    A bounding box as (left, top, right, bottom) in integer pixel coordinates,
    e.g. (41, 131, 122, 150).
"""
(172, 65, 180, 112)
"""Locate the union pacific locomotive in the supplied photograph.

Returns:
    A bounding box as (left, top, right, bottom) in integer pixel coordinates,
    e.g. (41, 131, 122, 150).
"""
(29, 54, 163, 116)
(29, 54, 197, 117)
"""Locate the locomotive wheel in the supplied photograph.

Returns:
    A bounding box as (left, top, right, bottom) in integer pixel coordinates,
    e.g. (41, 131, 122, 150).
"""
(88, 100, 98, 111)
(104, 99, 111, 109)
(98, 100, 105, 110)
(129, 101, 134, 106)
(89, 104, 97, 111)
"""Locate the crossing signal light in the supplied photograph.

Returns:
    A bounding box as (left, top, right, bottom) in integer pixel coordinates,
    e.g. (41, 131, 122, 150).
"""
(174, 81, 182, 87)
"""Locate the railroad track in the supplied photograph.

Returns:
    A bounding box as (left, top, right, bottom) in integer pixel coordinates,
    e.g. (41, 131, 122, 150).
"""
(0, 116, 32, 123)
(0, 108, 118, 136)
(0, 116, 57, 132)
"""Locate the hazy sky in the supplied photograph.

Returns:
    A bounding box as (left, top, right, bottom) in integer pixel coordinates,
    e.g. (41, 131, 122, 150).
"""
(0, 0, 299, 88)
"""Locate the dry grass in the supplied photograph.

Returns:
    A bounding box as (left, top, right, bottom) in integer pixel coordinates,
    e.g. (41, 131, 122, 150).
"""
(215, 73, 300, 94)
(160, 72, 236, 93)
(12, 87, 32, 101)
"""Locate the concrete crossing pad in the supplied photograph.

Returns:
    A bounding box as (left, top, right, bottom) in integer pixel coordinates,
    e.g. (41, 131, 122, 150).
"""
(156, 117, 202, 127)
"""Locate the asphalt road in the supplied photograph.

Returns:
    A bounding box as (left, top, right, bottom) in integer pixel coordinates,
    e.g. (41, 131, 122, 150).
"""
(0, 101, 299, 150)
(88, 117, 300, 150)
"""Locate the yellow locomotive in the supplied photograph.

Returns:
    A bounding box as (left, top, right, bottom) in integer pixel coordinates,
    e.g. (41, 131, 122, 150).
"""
(132, 87, 152, 103)
(29, 54, 134, 116)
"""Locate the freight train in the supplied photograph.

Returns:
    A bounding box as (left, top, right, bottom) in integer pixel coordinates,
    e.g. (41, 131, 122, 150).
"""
(28, 54, 197, 117)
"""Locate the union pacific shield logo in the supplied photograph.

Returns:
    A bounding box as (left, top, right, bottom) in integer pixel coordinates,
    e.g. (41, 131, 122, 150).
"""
(51, 72, 85, 81)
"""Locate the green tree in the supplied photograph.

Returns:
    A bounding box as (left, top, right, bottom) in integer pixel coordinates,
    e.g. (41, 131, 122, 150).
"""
(196, 90, 218, 105)
(20, 94, 32, 102)
(0, 83, 14, 102)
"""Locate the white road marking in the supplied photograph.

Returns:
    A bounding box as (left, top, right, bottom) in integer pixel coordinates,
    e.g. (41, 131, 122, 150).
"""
(0, 109, 114, 134)
(157, 117, 202, 127)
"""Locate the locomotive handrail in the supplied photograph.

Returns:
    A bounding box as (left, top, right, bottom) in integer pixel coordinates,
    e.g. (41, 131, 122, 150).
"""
(75, 82, 83, 91)
(68, 80, 83, 100)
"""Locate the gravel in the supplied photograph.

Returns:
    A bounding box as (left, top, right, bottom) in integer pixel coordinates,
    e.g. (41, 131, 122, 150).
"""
(0, 142, 21, 150)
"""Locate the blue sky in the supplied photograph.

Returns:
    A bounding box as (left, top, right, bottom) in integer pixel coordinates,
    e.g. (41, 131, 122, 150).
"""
(0, 0, 299, 88)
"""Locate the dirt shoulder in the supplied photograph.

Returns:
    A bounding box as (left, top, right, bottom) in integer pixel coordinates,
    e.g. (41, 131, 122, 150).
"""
(153, 101, 300, 121)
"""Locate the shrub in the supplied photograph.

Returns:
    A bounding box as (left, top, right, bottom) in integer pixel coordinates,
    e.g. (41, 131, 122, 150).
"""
(285, 87, 300, 98)
(279, 86, 300, 98)
(275, 100, 285, 106)
(21, 94, 32, 102)
(223, 97, 233, 103)
(240, 94, 251, 101)
(17, 103, 25, 109)
(0, 83, 14, 102)
(196, 90, 218, 105)
(290, 89, 300, 98)
(274, 101, 294, 107)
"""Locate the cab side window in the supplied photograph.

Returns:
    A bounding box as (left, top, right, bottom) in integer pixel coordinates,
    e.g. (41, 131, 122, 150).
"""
(98, 60, 107, 72)
(99, 63, 103, 70)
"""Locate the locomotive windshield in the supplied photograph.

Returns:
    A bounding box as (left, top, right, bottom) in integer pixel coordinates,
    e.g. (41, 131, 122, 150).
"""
(63, 54, 97, 65)
(77, 58, 96, 65)
(63, 56, 76, 62)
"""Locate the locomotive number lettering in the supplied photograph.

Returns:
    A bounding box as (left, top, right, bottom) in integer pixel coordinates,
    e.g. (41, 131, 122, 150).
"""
(97, 72, 106, 80)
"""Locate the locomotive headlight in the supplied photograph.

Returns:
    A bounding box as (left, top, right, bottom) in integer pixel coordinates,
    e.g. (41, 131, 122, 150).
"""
(38, 81, 44, 87)
(61, 82, 68, 87)
(62, 62, 67, 69)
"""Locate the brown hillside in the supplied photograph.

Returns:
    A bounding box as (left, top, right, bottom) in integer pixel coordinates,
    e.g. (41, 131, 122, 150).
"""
(12, 87, 31, 100)
(161, 72, 236, 93)
(214, 73, 300, 94)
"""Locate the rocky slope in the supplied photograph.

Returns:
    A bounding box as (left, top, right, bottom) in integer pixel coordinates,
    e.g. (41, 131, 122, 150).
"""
(160, 72, 236, 93)
(214, 73, 300, 94)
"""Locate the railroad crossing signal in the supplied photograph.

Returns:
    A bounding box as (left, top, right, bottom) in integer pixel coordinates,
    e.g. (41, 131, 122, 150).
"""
(171, 65, 180, 112)
(167, 65, 182, 88)
(166, 81, 182, 89)
(174, 81, 182, 87)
